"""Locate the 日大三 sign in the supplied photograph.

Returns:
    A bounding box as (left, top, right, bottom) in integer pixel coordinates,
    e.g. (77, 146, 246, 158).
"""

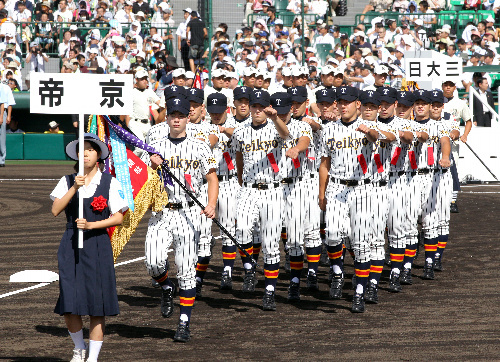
(404, 51, 463, 83)
(30, 73, 133, 115)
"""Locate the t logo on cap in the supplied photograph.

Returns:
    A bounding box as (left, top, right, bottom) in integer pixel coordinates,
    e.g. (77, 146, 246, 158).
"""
(322, 90, 327, 95)
(275, 99, 281, 105)
(241, 86, 246, 92)
(190, 89, 196, 94)
(341, 87, 346, 93)
(367, 90, 374, 97)
(255, 91, 262, 97)
(383, 89, 389, 95)
(433, 91, 438, 96)
(401, 92, 406, 97)
(291, 88, 297, 94)
(174, 99, 180, 104)
(171, 85, 177, 91)
(212, 99, 217, 104)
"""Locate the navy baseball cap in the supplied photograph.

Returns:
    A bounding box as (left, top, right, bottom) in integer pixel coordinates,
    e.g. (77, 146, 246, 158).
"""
(249, 89, 270, 107)
(414, 89, 432, 103)
(187, 88, 204, 104)
(337, 86, 358, 102)
(207, 92, 228, 113)
(359, 89, 381, 105)
(164, 85, 187, 101)
(270, 92, 292, 114)
(396, 90, 415, 106)
(234, 86, 252, 100)
(315, 88, 336, 103)
(166, 97, 190, 115)
(377, 87, 397, 104)
(287, 86, 308, 103)
(430, 89, 445, 104)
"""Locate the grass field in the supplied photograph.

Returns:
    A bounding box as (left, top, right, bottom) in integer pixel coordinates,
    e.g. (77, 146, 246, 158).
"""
(0, 164, 499, 361)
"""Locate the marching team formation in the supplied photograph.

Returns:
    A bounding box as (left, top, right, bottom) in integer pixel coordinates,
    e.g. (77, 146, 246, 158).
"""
(50, 64, 472, 360)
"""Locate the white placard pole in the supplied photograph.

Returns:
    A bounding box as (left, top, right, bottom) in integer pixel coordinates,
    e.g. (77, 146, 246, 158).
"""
(78, 113, 84, 249)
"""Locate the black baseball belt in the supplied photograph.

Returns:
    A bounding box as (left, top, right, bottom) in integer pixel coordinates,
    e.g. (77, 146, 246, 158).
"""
(244, 182, 280, 190)
(330, 177, 371, 187)
(166, 201, 195, 210)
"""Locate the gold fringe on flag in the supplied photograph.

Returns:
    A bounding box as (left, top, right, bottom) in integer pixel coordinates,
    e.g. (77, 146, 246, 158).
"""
(110, 166, 168, 262)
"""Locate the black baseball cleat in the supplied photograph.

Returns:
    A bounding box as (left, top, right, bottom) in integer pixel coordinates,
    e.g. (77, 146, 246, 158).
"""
(400, 268, 413, 285)
(351, 292, 365, 313)
(388, 271, 402, 292)
(287, 281, 300, 302)
(220, 271, 233, 290)
(422, 260, 435, 280)
(160, 287, 175, 318)
(195, 280, 203, 298)
(385, 251, 391, 267)
(151, 278, 160, 288)
(173, 320, 191, 342)
(364, 282, 378, 304)
(434, 255, 443, 272)
(242, 268, 257, 292)
(351, 275, 357, 290)
(450, 202, 459, 213)
(284, 253, 291, 272)
(306, 271, 319, 291)
(329, 272, 344, 300)
(262, 290, 277, 311)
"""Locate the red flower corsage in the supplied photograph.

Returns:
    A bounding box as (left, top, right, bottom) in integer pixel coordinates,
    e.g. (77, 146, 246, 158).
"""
(91, 195, 108, 212)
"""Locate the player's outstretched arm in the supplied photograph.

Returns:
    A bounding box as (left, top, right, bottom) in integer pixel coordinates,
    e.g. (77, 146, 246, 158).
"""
(264, 106, 290, 139)
(318, 156, 331, 211)
(379, 129, 396, 143)
(356, 124, 378, 143)
(236, 151, 244, 187)
(460, 120, 472, 143)
(399, 130, 414, 144)
(439, 136, 451, 168)
(202, 168, 219, 219)
(286, 136, 310, 160)
(416, 131, 429, 143)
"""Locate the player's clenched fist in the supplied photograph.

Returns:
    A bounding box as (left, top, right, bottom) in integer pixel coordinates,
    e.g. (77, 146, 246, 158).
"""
(439, 157, 451, 168)
(264, 106, 277, 118)
(286, 147, 299, 160)
(356, 124, 370, 134)
(201, 204, 216, 219)
(150, 154, 163, 169)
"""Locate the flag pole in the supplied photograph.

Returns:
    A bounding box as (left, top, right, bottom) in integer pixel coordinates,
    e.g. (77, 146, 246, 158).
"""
(78, 113, 84, 248)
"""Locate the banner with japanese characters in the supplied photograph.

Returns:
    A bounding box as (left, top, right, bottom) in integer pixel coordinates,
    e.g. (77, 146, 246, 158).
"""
(404, 52, 462, 83)
(30, 73, 133, 115)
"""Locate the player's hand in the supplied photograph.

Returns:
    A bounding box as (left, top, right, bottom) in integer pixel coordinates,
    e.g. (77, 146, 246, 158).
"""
(439, 157, 451, 168)
(302, 117, 314, 125)
(264, 106, 277, 119)
(356, 124, 370, 134)
(323, 111, 336, 121)
(201, 204, 216, 219)
(318, 196, 327, 211)
(73, 175, 86, 190)
(460, 134, 468, 143)
(218, 125, 225, 134)
(398, 130, 405, 138)
(76, 218, 93, 230)
(150, 154, 163, 169)
(286, 147, 299, 159)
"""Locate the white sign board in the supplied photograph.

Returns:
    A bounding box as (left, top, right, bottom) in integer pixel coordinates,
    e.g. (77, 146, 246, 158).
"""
(404, 52, 462, 83)
(30, 73, 133, 115)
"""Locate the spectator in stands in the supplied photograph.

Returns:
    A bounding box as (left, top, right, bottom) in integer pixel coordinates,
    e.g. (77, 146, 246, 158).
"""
(54, 0, 73, 22)
(6, 117, 22, 132)
(132, 0, 149, 15)
(34, 12, 54, 52)
(419, 1, 437, 30)
(360, 0, 393, 23)
(266, 5, 277, 27)
(26, 41, 48, 72)
(392, 0, 409, 12)
(314, 23, 335, 47)
(114, 0, 134, 23)
(45, 121, 64, 134)
(186, 10, 207, 73)
(14, 0, 32, 13)
(35, 1, 54, 21)
(13, 1, 32, 51)
(7, 78, 19, 92)
(473, 77, 495, 127)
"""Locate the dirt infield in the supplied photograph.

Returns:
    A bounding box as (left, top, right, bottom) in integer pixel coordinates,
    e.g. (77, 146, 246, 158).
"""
(0, 164, 499, 361)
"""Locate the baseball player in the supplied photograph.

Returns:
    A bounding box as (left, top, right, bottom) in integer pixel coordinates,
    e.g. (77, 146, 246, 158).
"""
(428, 90, 459, 272)
(356, 89, 398, 303)
(242, 67, 257, 88)
(233, 86, 252, 124)
(204, 68, 234, 108)
(406, 90, 441, 281)
(269, 91, 312, 301)
(231, 89, 289, 311)
(319, 86, 380, 313)
(309, 65, 343, 115)
(442, 79, 472, 213)
(288, 86, 323, 291)
(141, 97, 219, 343)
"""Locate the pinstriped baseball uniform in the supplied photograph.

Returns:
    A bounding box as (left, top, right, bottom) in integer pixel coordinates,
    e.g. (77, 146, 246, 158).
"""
(213, 115, 239, 247)
(370, 119, 397, 259)
(280, 118, 313, 256)
(141, 136, 218, 290)
(320, 118, 378, 263)
(232, 120, 285, 265)
(146, 121, 210, 144)
(421, 119, 454, 240)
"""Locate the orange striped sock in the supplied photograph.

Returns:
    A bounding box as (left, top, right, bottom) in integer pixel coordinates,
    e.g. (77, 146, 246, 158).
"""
(195, 256, 210, 281)
(264, 262, 279, 290)
(306, 246, 322, 273)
